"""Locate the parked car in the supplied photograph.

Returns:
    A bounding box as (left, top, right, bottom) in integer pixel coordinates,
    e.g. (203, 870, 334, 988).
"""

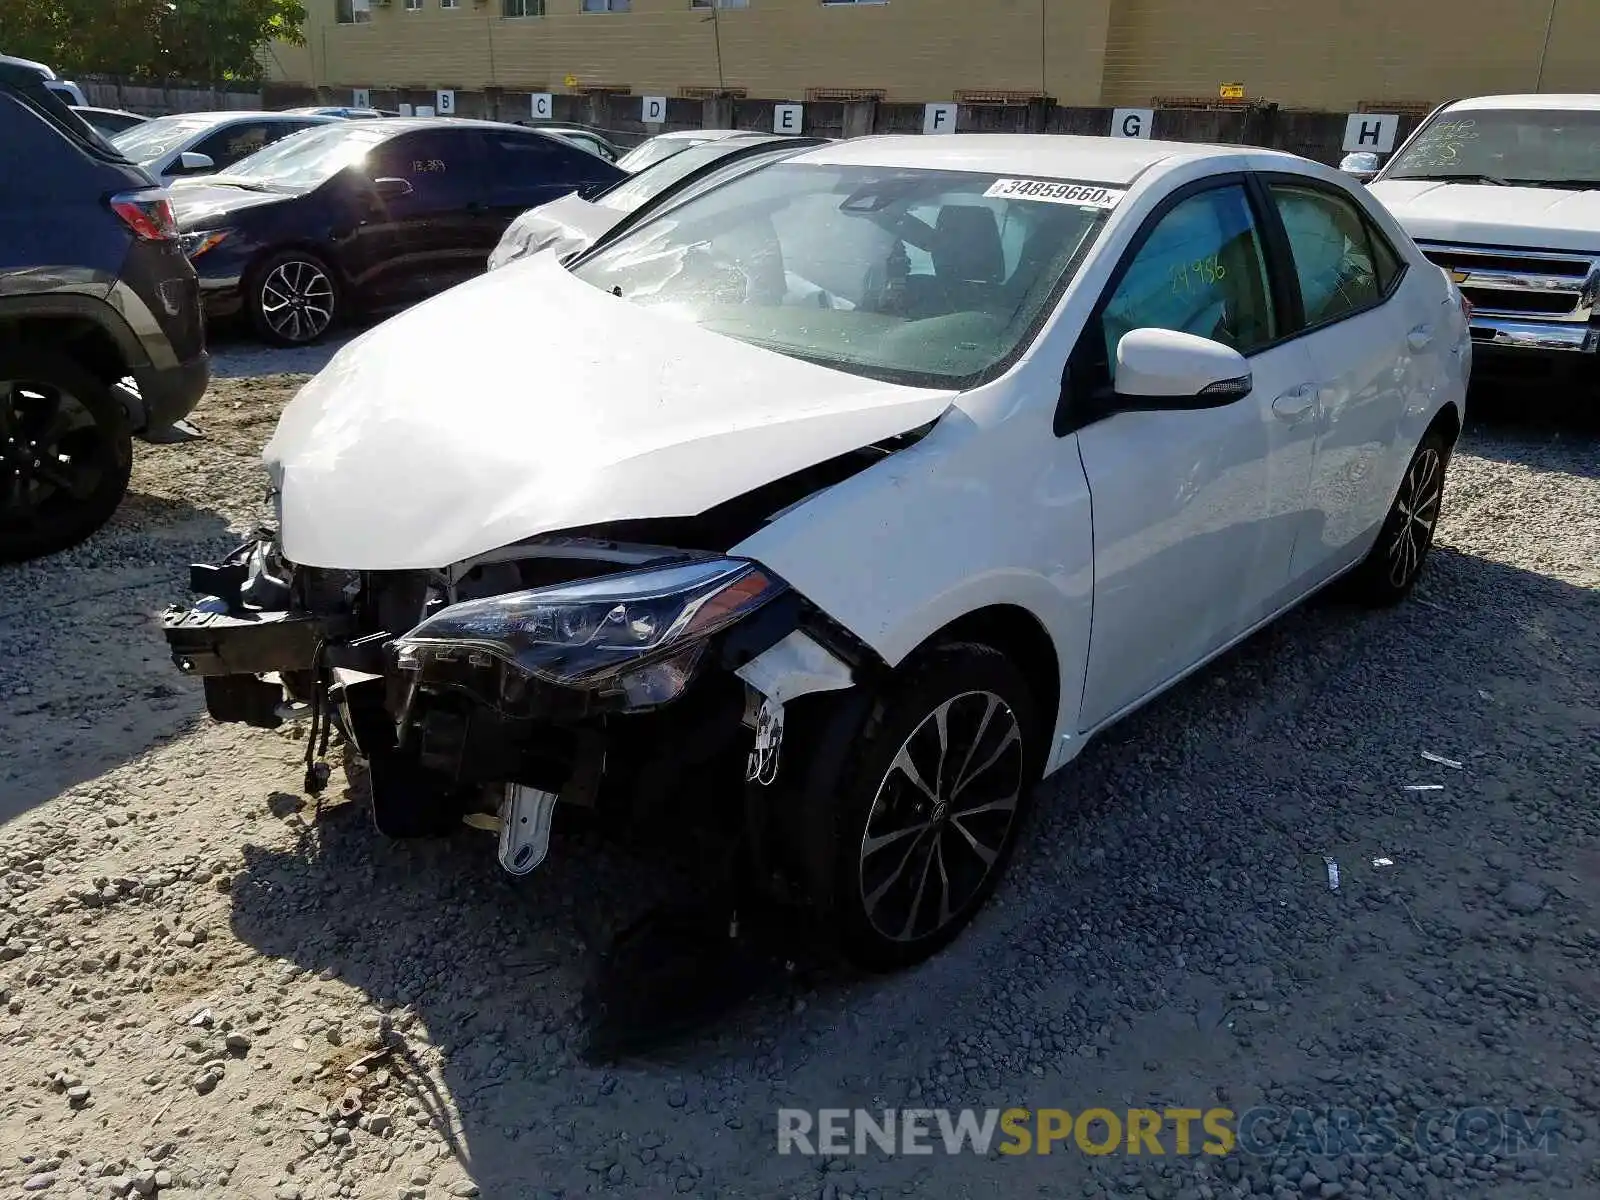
(488, 132, 828, 270)
(0, 53, 86, 106)
(112, 111, 338, 186)
(71, 105, 148, 137)
(283, 106, 396, 120)
(160, 134, 1469, 969)
(1346, 94, 1600, 383)
(0, 57, 208, 562)
(527, 123, 626, 164)
(615, 127, 749, 172)
(170, 118, 624, 344)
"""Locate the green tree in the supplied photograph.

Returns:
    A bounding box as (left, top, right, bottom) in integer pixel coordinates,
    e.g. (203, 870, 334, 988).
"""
(0, 0, 306, 82)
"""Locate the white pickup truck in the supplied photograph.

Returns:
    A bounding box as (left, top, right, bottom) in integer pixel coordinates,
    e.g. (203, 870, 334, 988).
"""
(1343, 94, 1600, 381)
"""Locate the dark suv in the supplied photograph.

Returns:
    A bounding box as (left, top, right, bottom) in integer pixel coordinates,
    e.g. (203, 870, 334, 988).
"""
(0, 55, 209, 562)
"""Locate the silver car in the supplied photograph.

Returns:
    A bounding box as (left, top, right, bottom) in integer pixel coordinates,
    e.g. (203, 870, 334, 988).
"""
(112, 111, 338, 185)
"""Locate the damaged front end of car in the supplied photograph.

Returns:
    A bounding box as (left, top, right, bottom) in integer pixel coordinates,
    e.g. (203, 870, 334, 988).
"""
(159, 505, 887, 904)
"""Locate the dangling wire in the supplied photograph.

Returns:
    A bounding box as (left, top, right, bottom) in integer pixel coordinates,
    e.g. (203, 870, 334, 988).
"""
(302, 639, 331, 796)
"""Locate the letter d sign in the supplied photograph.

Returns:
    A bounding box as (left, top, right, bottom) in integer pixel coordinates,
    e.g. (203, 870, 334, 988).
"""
(1112, 108, 1153, 139)
(642, 95, 667, 124)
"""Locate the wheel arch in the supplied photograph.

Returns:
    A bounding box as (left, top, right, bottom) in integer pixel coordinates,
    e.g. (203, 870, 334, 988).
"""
(243, 241, 351, 297)
(897, 601, 1064, 760)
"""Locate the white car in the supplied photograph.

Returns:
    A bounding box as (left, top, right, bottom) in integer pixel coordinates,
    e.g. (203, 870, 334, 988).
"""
(112, 111, 337, 185)
(615, 127, 750, 172)
(1348, 94, 1600, 374)
(161, 135, 1470, 971)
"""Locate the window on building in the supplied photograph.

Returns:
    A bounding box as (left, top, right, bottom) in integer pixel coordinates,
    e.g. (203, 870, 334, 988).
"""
(581, 0, 630, 10)
(820, 0, 887, 6)
(503, 0, 543, 13)
(334, 0, 372, 23)
(441, 0, 459, 8)
(403, 0, 421, 10)
(691, 0, 749, 8)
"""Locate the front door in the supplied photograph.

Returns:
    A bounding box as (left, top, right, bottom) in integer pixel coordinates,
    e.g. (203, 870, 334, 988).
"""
(1073, 181, 1320, 731)
(346, 129, 489, 304)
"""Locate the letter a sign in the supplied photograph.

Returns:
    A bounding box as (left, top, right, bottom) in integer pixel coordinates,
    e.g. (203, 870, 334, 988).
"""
(1343, 113, 1400, 154)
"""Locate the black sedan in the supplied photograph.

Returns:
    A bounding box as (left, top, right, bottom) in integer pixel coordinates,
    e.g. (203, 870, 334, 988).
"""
(169, 118, 624, 345)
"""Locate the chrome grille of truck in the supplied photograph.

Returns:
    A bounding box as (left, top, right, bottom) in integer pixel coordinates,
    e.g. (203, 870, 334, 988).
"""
(1416, 242, 1600, 325)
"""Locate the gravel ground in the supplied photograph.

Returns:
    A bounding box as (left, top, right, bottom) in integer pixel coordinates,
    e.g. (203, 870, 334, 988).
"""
(1, 374, 1598, 1200)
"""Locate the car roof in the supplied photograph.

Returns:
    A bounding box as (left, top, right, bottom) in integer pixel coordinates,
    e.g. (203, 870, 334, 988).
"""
(0, 53, 57, 80)
(785, 133, 1295, 185)
(144, 109, 341, 127)
(650, 128, 748, 142)
(1444, 94, 1600, 112)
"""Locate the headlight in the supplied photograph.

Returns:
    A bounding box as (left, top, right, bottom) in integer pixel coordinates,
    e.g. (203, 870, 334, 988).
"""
(180, 229, 230, 259)
(392, 556, 785, 709)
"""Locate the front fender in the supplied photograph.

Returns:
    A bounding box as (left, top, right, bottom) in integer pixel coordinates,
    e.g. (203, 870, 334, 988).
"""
(734, 404, 1095, 774)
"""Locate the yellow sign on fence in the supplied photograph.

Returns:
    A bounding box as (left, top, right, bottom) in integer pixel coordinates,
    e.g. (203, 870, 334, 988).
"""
(1219, 83, 1246, 101)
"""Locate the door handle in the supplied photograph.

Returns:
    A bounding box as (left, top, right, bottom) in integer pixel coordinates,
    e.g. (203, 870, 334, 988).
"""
(1408, 324, 1434, 351)
(1271, 383, 1317, 422)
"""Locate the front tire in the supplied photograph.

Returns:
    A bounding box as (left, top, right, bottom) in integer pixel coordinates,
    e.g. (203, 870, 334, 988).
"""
(0, 352, 133, 563)
(1343, 429, 1452, 606)
(247, 250, 339, 347)
(821, 642, 1044, 972)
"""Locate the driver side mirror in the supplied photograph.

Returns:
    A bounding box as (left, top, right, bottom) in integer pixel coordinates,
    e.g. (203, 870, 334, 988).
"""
(1339, 151, 1381, 184)
(1110, 328, 1253, 411)
(176, 150, 215, 174)
(371, 176, 414, 200)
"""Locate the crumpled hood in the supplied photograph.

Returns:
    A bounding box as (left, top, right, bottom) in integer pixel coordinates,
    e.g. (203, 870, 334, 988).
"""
(169, 180, 290, 227)
(486, 192, 620, 270)
(1370, 180, 1600, 253)
(265, 255, 958, 570)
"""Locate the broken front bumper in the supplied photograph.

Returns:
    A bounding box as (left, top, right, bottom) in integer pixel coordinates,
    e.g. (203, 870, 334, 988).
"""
(160, 530, 875, 883)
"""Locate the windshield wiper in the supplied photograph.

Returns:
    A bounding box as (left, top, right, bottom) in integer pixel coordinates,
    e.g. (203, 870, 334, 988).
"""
(1500, 179, 1600, 190)
(1396, 173, 1512, 186)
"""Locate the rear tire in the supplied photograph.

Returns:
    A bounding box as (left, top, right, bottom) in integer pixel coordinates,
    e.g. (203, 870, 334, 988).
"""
(816, 642, 1045, 972)
(1342, 429, 1452, 607)
(0, 351, 133, 563)
(247, 250, 339, 347)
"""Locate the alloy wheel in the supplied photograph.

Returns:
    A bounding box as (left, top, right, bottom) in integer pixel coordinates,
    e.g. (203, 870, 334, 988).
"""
(1387, 446, 1443, 589)
(0, 378, 114, 533)
(260, 260, 334, 343)
(858, 690, 1025, 944)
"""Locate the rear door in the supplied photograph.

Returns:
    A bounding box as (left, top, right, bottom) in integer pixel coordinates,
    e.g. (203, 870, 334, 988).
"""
(478, 129, 622, 236)
(1259, 176, 1429, 587)
(350, 128, 489, 302)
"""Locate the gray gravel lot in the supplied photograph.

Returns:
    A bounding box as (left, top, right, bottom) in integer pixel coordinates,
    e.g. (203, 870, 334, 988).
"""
(1, 374, 1597, 1200)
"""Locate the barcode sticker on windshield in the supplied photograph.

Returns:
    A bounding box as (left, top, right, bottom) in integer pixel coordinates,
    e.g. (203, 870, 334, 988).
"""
(984, 178, 1125, 208)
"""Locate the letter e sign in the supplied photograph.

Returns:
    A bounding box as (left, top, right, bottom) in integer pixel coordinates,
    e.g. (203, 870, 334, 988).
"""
(1112, 108, 1153, 139)
(1343, 113, 1399, 153)
(642, 95, 668, 124)
(923, 103, 957, 134)
(774, 104, 803, 134)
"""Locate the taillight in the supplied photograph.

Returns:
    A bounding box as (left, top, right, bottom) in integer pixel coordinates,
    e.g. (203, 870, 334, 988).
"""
(109, 188, 179, 241)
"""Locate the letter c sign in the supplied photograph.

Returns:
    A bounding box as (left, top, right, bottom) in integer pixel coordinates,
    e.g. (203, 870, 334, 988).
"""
(1112, 108, 1153, 139)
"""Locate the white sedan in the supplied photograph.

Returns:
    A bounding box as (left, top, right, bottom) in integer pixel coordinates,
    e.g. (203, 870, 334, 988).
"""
(112, 111, 337, 185)
(161, 135, 1471, 971)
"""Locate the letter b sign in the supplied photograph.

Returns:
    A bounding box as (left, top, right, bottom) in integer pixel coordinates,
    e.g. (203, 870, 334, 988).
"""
(1112, 108, 1153, 139)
